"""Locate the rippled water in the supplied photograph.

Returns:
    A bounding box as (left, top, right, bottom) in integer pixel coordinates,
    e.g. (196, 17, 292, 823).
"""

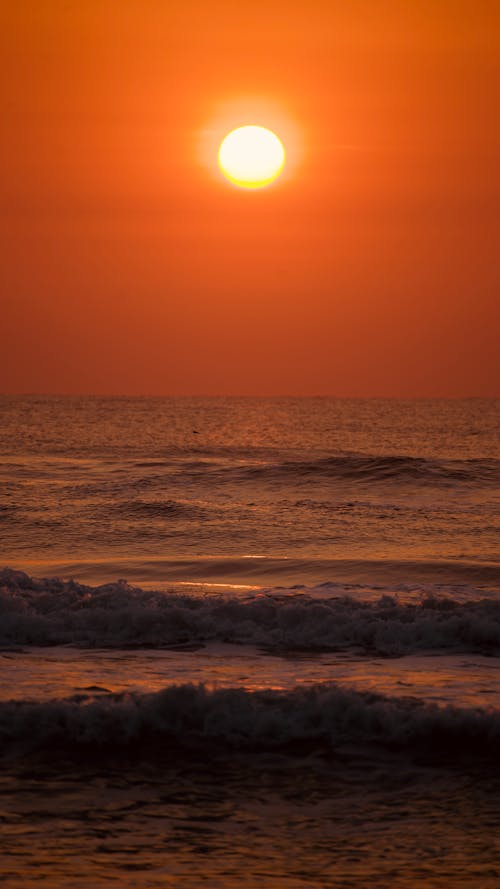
(1, 396, 499, 584)
(2, 755, 499, 889)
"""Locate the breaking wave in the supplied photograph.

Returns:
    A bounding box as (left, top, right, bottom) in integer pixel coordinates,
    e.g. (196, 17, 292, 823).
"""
(1, 569, 499, 655)
(1, 682, 498, 759)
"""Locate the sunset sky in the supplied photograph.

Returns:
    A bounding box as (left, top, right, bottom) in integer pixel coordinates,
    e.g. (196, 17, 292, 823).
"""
(1, 0, 499, 396)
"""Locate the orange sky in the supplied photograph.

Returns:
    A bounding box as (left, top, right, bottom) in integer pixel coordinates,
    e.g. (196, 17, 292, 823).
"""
(1, 1, 499, 396)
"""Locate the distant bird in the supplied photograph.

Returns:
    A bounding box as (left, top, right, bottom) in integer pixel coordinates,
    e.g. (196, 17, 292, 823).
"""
(192, 430, 200, 434)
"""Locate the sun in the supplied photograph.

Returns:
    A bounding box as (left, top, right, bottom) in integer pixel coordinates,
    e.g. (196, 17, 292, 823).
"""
(218, 125, 286, 189)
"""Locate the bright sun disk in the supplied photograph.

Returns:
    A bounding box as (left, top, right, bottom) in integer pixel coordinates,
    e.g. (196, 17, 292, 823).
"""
(218, 125, 285, 189)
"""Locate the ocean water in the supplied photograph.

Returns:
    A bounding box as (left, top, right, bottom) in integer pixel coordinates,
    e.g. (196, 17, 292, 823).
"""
(1, 396, 499, 887)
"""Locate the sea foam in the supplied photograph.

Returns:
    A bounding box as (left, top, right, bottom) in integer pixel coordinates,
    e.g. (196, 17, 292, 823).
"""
(1, 569, 499, 655)
(0, 682, 498, 759)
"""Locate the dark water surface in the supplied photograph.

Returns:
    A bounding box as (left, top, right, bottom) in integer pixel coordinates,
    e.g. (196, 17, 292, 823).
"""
(2, 753, 499, 888)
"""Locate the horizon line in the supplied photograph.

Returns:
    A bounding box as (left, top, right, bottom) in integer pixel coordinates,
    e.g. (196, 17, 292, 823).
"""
(1, 392, 498, 400)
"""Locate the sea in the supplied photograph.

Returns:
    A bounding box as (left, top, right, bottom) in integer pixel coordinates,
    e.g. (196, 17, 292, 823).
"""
(0, 395, 499, 887)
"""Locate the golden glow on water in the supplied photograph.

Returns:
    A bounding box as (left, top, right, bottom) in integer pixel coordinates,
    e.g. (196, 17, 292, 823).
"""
(3, 648, 499, 708)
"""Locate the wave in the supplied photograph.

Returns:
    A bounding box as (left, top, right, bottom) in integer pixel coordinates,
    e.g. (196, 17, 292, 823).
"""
(8, 558, 498, 592)
(225, 454, 500, 486)
(1, 683, 498, 760)
(5, 451, 499, 488)
(1, 569, 499, 655)
(73, 454, 498, 490)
